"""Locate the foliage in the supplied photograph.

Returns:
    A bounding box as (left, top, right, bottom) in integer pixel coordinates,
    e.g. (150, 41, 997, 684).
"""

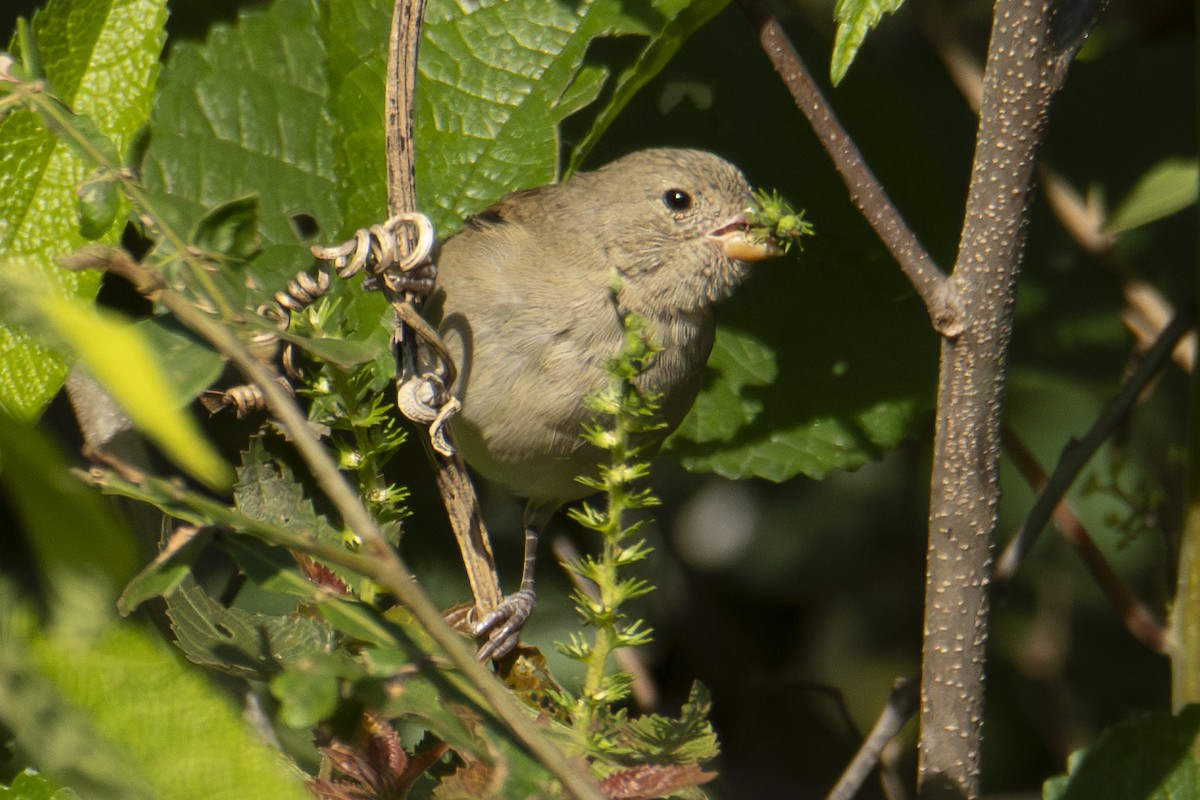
(2, 0, 744, 795)
(1042, 706, 1200, 800)
(0, 0, 1194, 796)
(830, 0, 906, 86)
(0, 0, 165, 418)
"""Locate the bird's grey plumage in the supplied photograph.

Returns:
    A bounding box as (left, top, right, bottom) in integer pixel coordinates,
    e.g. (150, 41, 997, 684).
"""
(429, 148, 766, 506)
(425, 148, 779, 658)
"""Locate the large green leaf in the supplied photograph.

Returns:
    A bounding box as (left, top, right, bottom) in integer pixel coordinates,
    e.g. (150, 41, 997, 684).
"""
(414, 0, 651, 235)
(668, 243, 937, 481)
(321, 0, 392, 233)
(0, 0, 167, 419)
(326, 0, 729, 233)
(0, 584, 312, 800)
(1043, 706, 1200, 800)
(139, 0, 339, 291)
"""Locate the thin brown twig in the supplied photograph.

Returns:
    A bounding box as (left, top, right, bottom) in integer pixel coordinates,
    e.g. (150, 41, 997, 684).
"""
(998, 425, 1169, 654)
(995, 305, 1195, 583)
(825, 677, 919, 800)
(736, 0, 960, 338)
(381, 0, 503, 613)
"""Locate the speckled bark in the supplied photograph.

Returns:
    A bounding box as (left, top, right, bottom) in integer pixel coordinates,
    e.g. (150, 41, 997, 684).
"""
(918, 1, 1072, 796)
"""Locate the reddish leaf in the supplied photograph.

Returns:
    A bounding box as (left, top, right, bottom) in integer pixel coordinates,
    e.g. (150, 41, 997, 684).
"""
(599, 763, 718, 800)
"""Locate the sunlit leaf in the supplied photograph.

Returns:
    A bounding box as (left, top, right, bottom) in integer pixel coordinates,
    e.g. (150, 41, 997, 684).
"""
(0, 0, 167, 418)
(34, 294, 232, 490)
(4, 587, 313, 800)
(830, 0, 905, 86)
(1043, 706, 1200, 800)
(415, 0, 650, 235)
(1106, 157, 1199, 234)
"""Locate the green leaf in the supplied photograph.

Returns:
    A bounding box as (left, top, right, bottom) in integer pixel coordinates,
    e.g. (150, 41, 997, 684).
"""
(625, 683, 719, 763)
(566, 0, 731, 174)
(117, 526, 212, 615)
(669, 327, 777, 449)
(1106, 156, 1199, 234)
(75, 170, 120, 240)
(0, 0, 167, 419)
(1043, 706, 1200, 800)
(321, 0, 391, 232)
(0, 414, 139, 598)
(191, 194, 262, 261)
(668, 248, 936, 481)
(33, 294, 233, 490)
(274, 326, 384, 368)
(830, 0, 906, 86)
(233, 437, 362, 583)
(270, 655, 346, 728)
(166, 573, 336, 680)
(0, 770, 77, 800)
(0, 585, 313, 800)
(140, 0, 339, 289)
(135, 317, 225, 402)
(415, 0, 650, 235)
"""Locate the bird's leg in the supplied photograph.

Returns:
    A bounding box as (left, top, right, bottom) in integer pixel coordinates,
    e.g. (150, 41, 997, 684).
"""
(472, 502, 555, 660)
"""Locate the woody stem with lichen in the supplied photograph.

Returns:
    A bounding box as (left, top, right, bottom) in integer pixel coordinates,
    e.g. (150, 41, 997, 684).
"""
(919, 1, 1099, 796)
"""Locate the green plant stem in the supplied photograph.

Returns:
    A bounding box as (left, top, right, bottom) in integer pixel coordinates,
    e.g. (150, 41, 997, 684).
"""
(579, 473, 623, 719)
(571, 363, 650, 745)
(1172, 299, 1200, 724)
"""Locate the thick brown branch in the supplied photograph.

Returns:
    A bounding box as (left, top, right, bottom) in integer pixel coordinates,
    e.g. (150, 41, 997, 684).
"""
(918, 4, 1195, 374)
(919, 0, 1100, 795)
(737, 0, 958, 336)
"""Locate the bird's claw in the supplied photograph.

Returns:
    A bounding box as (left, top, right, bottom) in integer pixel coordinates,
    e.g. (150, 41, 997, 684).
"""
(471, 589, 536, 661)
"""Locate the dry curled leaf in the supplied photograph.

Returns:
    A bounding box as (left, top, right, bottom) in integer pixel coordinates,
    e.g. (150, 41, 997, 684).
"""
(599, 763, 718, 800)
(309, 712, 441, 800)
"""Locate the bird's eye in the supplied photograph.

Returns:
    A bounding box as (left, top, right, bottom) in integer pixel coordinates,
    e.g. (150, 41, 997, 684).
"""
(662, 188, 693, 212)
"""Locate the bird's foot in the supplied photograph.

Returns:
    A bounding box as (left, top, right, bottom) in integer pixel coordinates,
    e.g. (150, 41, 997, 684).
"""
(471, 589, 536, 661)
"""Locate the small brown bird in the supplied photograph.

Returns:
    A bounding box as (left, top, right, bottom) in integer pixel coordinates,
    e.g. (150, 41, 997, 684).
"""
(428, 148, 781, 656)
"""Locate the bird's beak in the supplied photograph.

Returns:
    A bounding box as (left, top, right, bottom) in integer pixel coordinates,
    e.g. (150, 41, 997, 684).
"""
(708, 216, 784, 262)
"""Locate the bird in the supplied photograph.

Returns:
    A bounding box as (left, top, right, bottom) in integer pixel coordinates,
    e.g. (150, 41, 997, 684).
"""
(425, 148, 783, 657)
